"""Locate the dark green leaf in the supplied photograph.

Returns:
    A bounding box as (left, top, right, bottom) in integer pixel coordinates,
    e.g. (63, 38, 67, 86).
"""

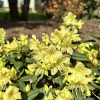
(85, 97, 95, 100)
(22, 92, 28, 100)
(10, 54, 17, 58)
(88, 34, 100, 41)
(72, 52, 89, 60)
(81, 39, 96, 43)
(27, 89, 40, 100)
(90, 66, 100, 75)
(19, 75, 33, 82)
(2, 56, 14, 61)
(38, 87, 45, 100)
(25, 58, 34, 63)
(98, 62, 100, 66)
(93, 43, 99, 50)
(32, 84, 37, 89)
(17, 80, 26, 92)
(31, 75, 38, 83)
(78, 32, 84, 34)
(53, 76, 63, 89)
(72, 88, 86, 100)
(14, 61, 23, 70)
(9, 50, 18, 53)
(18, 69, 24, 78)
(22, 47, 30, 52)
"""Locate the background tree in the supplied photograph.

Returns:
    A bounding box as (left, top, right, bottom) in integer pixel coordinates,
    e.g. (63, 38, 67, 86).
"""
(20, 0, 30, 20)
(8, 0, 30, 21)
(8, 0, 19, 21)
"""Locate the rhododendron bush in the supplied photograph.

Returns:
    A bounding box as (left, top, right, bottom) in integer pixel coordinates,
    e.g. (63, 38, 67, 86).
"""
(0, 12, 100, 100)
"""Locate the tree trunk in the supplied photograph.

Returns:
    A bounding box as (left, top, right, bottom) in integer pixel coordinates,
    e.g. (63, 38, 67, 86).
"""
(20, 0, 30, 21)
(8, 0, 19, 21)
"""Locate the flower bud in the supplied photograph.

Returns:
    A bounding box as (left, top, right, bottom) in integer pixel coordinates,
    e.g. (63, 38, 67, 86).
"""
(92, 51, 98, 59)
(92, 59, 98, 67)
(13, 76, 18, 81)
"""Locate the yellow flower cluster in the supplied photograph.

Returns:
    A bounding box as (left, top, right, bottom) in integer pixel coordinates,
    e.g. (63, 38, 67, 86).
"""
(0, 59, 21, 100)
(0, 86, 21, 100)
(27, 12, 84, 76)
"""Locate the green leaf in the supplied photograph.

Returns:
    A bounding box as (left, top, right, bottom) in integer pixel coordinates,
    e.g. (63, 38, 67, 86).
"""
(18, 69, 24, 78)
(72, 88, 86, 100)
(90, 66, 100, 75)
(25, 58, 34, 63)
(22, 47, 30, 52)
(98, 62, 100, 66)
(78, 32, 84, 34)
(53, 76, 63, 89)
(17, 80, 26, 92)
(22, 92, 28, 100)
(93, 43, 99, 50)
(72, 52, 89, 60)
(14, 61, 23, 70)
(17, 54, 22, 59)
(2, 56, 14, 61)
(38, 87, 45, 100)
(20, 75, 33, 82)
(31, 75, 38, 83)
(88, 34, 100, 41)
(32, 84, 37, 89)
(27, 89, 40, 100)
(81, 39, 96, 43)
(85, 97, 95, 100)
(10, 54, 17, 58)
(9, 50, 18, 53)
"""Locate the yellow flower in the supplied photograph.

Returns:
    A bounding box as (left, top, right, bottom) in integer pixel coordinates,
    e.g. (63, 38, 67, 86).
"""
(44, 92, 53, 100)
(63, 12, 77, 26)
(50, 57, 70, 75)
(68, 62, 91, 84)
(29, 62, 49, 76)
(18, 34, 28, 41)
(44, 85, 53, 100)
(96, 77, 100, 83)
(34, 44, 62, 64)
(25, 84, 30, 92)
(0, 58, 5, 69)
(58, 40, 76, 54)
(69, 62, 91, 75)
(28, 35, 40, 50)
(50, 29, 62, 44)
(44, 84, 52, 95)
(0, 28, 6, 43)
(10, 67, 17, 79)
(0, 68, 11, 85)
(25, 64, 35, 75)
(76, 20, 84, 29)
(3, 86, 22, 100)
(42, 33, 51, 45)
(55, 87, 73, 100)
(0, 91, 4, 100)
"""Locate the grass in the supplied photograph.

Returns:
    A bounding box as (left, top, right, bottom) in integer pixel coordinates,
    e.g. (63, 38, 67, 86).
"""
(0, 9, 50, 20)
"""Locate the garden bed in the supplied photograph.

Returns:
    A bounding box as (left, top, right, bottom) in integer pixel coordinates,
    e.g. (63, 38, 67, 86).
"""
(0, 19, 100, 43)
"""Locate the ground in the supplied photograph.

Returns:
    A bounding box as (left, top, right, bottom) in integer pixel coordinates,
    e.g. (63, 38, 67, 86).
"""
(0, 19, 100, 44)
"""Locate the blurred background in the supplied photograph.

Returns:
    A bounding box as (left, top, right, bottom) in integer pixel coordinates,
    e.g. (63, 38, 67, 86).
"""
(0, 0, 100, 42)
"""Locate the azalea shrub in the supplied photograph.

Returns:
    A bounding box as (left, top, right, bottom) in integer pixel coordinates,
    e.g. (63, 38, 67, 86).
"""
(0, 12, 100, 100)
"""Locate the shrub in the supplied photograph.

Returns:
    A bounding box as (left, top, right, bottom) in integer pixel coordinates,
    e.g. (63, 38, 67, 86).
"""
(81, 0, 100, 19)
(0, 12, 100, 100)
(46, 0, 83, 21)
